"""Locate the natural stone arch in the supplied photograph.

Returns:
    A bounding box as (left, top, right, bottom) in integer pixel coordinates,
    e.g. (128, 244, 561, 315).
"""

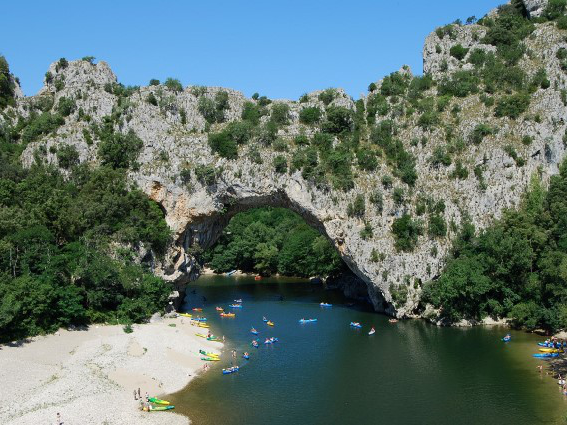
(153, 186, 393, 315)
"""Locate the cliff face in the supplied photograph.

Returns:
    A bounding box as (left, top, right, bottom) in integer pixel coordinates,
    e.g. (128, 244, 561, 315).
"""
(5, 1, 567, 317)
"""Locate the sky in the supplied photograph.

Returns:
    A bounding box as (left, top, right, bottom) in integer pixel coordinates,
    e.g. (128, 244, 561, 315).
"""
(2, 0, 503, 100)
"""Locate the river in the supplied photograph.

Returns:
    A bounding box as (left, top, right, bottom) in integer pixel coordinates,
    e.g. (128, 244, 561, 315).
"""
(169, 275, 566, 425)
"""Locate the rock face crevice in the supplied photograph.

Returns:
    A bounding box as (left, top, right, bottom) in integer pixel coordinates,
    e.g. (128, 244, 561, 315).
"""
(7, 1, 567, 317)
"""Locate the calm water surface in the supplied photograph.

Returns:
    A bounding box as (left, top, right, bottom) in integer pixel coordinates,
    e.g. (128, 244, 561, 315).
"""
(170, 275, 566, 425)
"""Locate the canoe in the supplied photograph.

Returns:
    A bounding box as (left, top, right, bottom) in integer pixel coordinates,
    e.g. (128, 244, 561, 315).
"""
(149, 397, 170, 405)
(220, 313, 235, 317)
(201, 357, 220, 361)
(539, 348, 563, 353)
(195, 333, 214, 339)
(533, 353, 560, 358)
(350, 322, 362, 328)
(229, 304, 243, 308)
(320, 303, 332, 307)
(197, 323, 210, 328)
(179, 313, 192, 318)
(148, 405, 175, 411)
(267, 321, 274, 326)
(226, 270, 237, 276)
(299, 319, 317, 324)
(222, 366, 239, 374)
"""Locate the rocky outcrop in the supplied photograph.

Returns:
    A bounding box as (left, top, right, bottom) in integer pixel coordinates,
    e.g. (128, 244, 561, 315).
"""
(9, 3, 567, 318)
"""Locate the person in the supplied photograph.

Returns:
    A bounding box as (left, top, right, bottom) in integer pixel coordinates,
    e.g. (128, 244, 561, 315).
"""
(223, 335, 226, 342)
(370, 327, 375, 333)
(232, 349, 237, 358)
(537, 365, 543, 373)
(207, 330, 211, 338)
(134, 389, 138, 400)
(145, 391, 149, 402)
(56, 412, 62, 425)
(138, 388, 141, 399)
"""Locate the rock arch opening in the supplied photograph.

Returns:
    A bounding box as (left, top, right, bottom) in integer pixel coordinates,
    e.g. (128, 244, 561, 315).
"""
(170, 191, 391, 314)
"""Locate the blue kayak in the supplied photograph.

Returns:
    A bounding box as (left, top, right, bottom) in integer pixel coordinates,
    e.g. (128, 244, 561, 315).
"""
(222, 366, 239, 374)
(533, 353, 559, 358)
(320, 303, 332, 307)
(350, 322, 362, 328)
(229, 304, 242, 308)
(299, 319, 317, 324)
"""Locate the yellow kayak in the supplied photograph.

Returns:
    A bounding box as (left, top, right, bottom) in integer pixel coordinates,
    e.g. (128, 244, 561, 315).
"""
(179, 313, 192, 318)
(198, 323, 210, 328)
(539, 348, 564, 353)
(220, 313, 235, 317)
(267, 321, 274, 326)
(201, 356, 220, 361)
(195, 333, 210, 338)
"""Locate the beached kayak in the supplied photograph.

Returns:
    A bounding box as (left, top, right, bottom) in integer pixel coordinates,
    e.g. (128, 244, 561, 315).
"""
(148, 405, 175, 411)
(207, 337, 221, 342)
(179, 313, 192, 318)
(350, 322, 362, 328)
(222, 366, 239, 374)
(197, 323, 210, 328)
(149, 397, 170, 405)
(539, 348, 563, 353)
(195, 333, 214, 339)
(320, 303, 332, 307)
(193, 317, 207, 322)
(201, 357, 220, 361)
(533, 353, 560, 358)
(299, 319, 317, 324)
(226, 270, 237, 276)
(199, 350, 219, 357)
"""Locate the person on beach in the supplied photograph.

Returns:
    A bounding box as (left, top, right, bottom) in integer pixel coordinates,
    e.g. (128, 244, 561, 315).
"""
(134, 389, 137, 400)
(537, 365, 543, 373)
(145, 391, 149, 402)
(56, 412, 61, 425)
(138, 388, 141, 399)
(223, 335, 226, 342)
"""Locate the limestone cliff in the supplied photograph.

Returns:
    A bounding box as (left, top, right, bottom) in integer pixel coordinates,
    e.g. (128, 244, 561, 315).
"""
(4, 0, 567, 318)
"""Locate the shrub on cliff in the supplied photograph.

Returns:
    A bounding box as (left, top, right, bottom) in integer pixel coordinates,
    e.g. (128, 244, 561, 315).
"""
(392, 214, 423, 252)
(97, 127, 143, 169)
(56, 144, 80, 169)
(299, 106, 322, 125)
(494, 92, 530, 119)
(450, 44, 469, 60)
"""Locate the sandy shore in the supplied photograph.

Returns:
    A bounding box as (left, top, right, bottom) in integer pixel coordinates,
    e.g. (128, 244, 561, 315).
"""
(0, 316, 223, 425)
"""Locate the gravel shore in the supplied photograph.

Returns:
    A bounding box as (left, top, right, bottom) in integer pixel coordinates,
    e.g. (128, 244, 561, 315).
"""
(0, 316, 223, 424)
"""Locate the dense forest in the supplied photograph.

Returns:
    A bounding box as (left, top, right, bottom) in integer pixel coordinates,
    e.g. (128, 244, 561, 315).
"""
(0, 56, 174, 342)
(424, 159, 567, 332)
(204, 207, 343, 277)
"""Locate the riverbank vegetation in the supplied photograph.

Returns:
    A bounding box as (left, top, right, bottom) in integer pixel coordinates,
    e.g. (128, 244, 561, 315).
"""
(204, 207, 343, 277)
(424, 159, 567, 332)
(0, 122, 172, 343)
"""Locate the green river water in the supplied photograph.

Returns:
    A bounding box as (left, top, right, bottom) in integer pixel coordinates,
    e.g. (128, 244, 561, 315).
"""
(169, 275, 567, 425)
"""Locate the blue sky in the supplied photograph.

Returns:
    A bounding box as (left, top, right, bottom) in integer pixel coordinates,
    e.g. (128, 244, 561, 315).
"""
(2, 0, 502, 100)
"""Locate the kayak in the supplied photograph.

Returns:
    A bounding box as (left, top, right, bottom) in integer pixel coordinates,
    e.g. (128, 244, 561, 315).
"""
(220, 313, 235, 317)
(267, 321, 274, 326)
(226, 270, 237, 276)
(222, 366, 239, 374)
(193, 318, 207, 322)
(234, 299, 243, 303)
(255, 275, 262, 280)
(539, 348, 563, 353)
(243, 354, 250, 360)
(350, 322, 362, 328)
(215, 307, 224, 311)
(229, 304, 243, 308)
(195, 333, 209, 338)
(179, 313, 192, 318)
(197, 323, 210, 328)
(299, 319, 317, 324)
(251, 328, 259, 335)
(320, 303, 332, 307)
(502, 336, 511, 342)
(207, 337, 222, 341)
(369, 329, 376, 335)
(192, 308, 203, 312)
(148, 405, 175, 411)
(199, 350, 219, 357)
(201, 357, 220, 361)
(533, 353, 560, 358)
(149, 397, 170, 405)
(262, 318, 268, 322)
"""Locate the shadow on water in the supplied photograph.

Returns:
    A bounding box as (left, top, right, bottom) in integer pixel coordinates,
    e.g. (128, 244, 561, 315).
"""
(169, 275, 567, 425)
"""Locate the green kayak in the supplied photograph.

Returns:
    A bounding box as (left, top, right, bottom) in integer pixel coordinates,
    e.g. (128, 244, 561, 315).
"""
(149, 405, 175, 411)
(149, 397, 170, 405)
